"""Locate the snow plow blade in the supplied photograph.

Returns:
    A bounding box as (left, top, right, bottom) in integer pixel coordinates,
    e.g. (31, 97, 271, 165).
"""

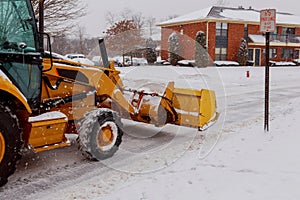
(159, 82, 218, 130)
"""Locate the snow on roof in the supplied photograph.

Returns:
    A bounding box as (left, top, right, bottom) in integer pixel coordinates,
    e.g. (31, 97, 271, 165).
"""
(248, 34, 266, 43)
(249, 34, 300, 45)
(158, 7, 213, 26)
(220, 9, 260, 22)
(158, 6, 300, 26)
(220, 9, 300, 25)
(276, 13, 300, 25)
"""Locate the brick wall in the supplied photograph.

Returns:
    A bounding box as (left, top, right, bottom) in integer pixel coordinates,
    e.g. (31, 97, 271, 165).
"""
(161, 22, 207, 61)
(161, 22, 300, 64)
(161, 22, 254, 62)
(248, 24, 260, 34)
(161, 27, 173, 60)
(228, 23, 245, 61)
(207, 22, 216, 61)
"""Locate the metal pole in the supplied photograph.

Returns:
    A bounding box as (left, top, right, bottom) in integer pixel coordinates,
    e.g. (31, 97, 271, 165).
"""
(39, 0, 44, 51)
(264, 32, 270, 131)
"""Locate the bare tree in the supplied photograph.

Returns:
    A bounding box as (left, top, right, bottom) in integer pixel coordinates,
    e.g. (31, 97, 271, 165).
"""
(104, 19, 145, 59)
(165, 14, 179, 20)
(131, 12, 144, 29)
(146, 17, 156, 36)
(76, 25, 87, 54)
(106, 11, 116, 27)
(31, 0, 87, 36)
(120, 7, 132, 20)
(106, 8, 145, 30)
(51, 34, 71, 54)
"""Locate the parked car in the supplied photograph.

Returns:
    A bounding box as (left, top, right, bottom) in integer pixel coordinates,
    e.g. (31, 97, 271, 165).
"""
(65, 54, 95, 66)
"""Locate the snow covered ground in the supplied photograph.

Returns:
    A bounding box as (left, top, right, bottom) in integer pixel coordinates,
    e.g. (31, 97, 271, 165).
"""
(1, 66, 300, 200)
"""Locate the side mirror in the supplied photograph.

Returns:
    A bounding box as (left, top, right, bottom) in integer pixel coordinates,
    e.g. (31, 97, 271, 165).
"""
(39, 32, 53, 72)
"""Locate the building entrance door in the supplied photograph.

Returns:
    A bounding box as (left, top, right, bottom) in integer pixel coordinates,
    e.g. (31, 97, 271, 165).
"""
(248, 48, 261, 66)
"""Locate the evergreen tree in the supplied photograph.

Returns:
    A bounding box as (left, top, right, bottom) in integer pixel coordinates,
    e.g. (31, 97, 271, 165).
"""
(168, 32, 180, 66)
(237, 38, 248, 66)
(145, 37, 157, 64)
(195, 31, 209, 67)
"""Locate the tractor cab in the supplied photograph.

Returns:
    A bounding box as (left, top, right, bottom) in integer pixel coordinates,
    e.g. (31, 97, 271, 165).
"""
(0, 0, 43, 111)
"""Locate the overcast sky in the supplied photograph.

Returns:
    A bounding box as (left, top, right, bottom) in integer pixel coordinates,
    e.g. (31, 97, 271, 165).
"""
(78, 0, 300, 37)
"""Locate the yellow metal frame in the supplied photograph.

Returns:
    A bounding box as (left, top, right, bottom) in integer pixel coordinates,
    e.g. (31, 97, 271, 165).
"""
(28, 115, 68, 150)
(42, 60, 136, 118)
(0, 75, 32, 114)
(0, 131, 5, 163)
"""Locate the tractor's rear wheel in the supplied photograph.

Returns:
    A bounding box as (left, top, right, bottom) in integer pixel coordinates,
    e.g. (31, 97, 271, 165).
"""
(0, 104, 22, 187)
(77, 109, 123, 160)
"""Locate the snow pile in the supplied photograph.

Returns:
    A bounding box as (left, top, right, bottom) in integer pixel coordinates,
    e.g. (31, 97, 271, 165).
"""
(177, 60, 195, 66)
(269, 61, 297, 66)
(214, 60, 240, 66)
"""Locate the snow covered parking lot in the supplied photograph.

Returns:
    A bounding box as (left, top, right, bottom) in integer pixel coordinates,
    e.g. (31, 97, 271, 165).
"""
(1, 66, 300, 200)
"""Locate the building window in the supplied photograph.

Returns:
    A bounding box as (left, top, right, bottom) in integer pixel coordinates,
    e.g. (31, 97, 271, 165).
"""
(270, 48, 277, 58)
(263, 48, 277, 58)
(295, 49, 300, 59)
(248, 48, 254, 61)
(281, 48, 293, 59)
(244, 24, 248, 39)
(216, 22, 228, 37)
(216, 22, 228, 48)
(282, 27, 295, 35)
(180, 25, 184, 35)
(215, 48, 227, 61)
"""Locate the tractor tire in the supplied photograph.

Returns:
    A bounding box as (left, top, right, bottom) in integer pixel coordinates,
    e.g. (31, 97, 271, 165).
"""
(77, 108, 123, 160)
(0, 103, 22, 187)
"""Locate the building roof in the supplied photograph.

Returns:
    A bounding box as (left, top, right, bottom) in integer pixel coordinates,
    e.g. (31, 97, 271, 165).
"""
(248, 34, 300, 46)
(158, 6, 300, 27)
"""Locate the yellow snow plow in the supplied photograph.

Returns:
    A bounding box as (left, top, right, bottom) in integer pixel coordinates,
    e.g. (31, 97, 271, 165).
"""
(41, 38, 218, 132)
(41, 53, 218, 131)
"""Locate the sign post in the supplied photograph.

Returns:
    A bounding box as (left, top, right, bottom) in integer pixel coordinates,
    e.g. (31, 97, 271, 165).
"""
(260, 9, 276, 132)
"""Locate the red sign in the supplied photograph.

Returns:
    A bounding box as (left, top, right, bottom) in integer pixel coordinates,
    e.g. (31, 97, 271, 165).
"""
(260, 9, 276, 33)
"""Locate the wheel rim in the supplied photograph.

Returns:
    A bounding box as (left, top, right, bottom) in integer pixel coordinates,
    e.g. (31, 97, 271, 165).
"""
(0, 131, 5, 163)
(96, 122, 118, 151)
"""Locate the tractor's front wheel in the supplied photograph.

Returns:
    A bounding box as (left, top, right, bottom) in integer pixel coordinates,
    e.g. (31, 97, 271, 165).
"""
(0, 104, 22, 187)
(77, 109, 123, 160)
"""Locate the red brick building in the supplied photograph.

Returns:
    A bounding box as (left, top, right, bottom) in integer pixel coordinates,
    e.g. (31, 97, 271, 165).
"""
(158, 6, 300, 66)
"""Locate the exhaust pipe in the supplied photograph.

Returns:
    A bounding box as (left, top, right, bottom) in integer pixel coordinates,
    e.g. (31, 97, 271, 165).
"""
(98, 38, 109, 68)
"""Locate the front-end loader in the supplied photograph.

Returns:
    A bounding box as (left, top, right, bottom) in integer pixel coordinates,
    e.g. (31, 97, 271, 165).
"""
(0, 0, 218, 186)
